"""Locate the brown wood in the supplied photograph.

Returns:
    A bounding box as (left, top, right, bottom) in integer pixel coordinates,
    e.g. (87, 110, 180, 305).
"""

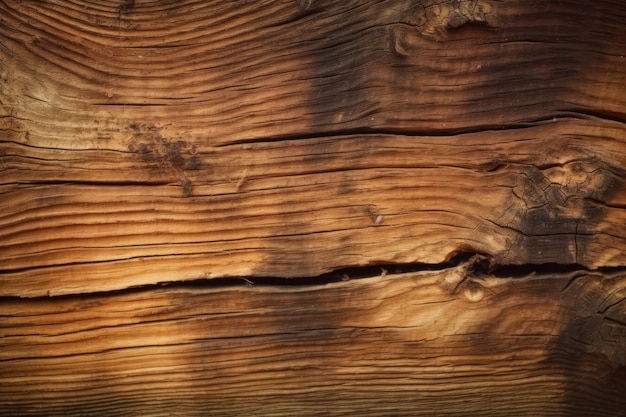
(1, 267, 625, 416)
(1, 0, 625, 415)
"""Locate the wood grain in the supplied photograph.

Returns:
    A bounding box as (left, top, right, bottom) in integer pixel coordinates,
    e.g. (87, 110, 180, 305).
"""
(1, 1, 626, 415)
(2, 0, 626, 296)
(1, 267, 625, 416)
(2, 121, 626, 296)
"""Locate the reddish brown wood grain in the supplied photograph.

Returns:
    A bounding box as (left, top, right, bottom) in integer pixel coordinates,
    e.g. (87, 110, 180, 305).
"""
(1, 268, 625, 416)
(1, 0, 625, 295)
(1, 0, 625, 415)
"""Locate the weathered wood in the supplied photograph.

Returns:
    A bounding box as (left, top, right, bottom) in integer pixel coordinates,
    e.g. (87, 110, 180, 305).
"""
(2, 121, 625, 297)
(1, 0, 626, 415)
(1, 267, 625, 416)
(1, 0, 626, 295)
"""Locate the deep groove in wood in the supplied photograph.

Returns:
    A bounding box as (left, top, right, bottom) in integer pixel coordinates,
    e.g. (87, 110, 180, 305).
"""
(3, 251, 623, 301)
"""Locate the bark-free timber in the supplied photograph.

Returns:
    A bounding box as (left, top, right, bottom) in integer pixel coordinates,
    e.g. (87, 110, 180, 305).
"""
(1, 267, 625, 416)
(1, 0, 625, 415)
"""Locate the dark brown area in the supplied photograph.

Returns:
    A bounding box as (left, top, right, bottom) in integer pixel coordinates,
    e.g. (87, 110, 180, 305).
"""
(127, 122, 201, 196)
(503, 161, 625, 265)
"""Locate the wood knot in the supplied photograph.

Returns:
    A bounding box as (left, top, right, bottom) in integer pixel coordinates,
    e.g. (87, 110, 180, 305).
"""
(438, 252, 492, 300)
(503, 161, 623, 265)
(405, 0, 492, 41)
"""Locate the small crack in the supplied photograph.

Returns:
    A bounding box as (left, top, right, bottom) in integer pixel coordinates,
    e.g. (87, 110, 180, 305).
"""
(603, 316, 626, 328)
(490, 262, 587, 278)
(212, 108, 626, 148)
(214, 123, 544, 148)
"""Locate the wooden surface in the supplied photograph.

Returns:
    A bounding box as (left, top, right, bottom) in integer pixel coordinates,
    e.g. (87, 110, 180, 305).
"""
(2, 267, 626, 416)
(1, 0, 625, 415)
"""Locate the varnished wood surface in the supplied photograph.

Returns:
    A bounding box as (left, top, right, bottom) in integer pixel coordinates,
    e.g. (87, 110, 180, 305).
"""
(1, 268, 625, 416)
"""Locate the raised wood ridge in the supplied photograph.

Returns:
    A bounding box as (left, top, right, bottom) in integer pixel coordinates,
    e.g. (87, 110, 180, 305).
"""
(1, 0, 625, 415)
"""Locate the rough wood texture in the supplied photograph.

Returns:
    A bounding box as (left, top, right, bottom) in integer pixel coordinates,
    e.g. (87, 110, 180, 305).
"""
(1, 0, 625, 415)
(2, 0, 625, 295)
(1, 267, 625, 416)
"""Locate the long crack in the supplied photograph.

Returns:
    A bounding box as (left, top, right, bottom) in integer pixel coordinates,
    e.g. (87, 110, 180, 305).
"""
(3, 251, 624, 301)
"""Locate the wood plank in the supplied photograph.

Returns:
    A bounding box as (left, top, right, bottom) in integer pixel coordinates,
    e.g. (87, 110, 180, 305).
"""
(1, 1, 626, 414)
(1, 0, 624, 145)
(2, 0, 626, 295)
(2, 119, 625, 296)
(1, 267, 625, 416)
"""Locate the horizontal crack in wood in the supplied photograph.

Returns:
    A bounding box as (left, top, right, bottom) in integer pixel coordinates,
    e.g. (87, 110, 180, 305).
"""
(4, 252, 623, 300)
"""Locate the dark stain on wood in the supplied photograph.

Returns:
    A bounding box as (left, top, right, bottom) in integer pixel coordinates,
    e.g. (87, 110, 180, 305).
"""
(504, 160, 625, 265)
(117, 0, 135, 16)
(127, 122, 201, 197)
(549, 271, 626, 415)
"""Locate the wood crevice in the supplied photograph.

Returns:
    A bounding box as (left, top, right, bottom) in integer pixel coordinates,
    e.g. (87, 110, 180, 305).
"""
(215, 113, 626, 149)
(3, 251, 623, 301)
(214, 124, 543, 148)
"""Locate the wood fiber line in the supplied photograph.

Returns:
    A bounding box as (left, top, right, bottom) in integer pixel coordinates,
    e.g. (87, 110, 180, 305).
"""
(0, 269, 624, 416)
(1, 118, 625, 295)
(0, 1, 624, 147)
(0, 0, 315, 146)
(2, 1, 626, 415)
